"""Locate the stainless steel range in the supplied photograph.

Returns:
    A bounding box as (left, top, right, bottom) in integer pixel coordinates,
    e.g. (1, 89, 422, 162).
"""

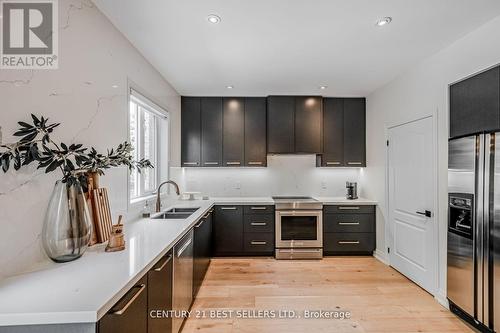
(273, 196, 323, 259)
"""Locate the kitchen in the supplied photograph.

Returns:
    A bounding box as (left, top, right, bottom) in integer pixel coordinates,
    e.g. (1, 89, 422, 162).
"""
(1, 1, 500, 332)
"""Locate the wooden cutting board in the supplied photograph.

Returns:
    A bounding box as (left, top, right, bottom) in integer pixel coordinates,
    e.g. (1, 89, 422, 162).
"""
(91, 188, 113, 243)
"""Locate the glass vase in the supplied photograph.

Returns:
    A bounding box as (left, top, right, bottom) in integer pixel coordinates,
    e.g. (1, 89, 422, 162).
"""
(42, 180, 92, 263)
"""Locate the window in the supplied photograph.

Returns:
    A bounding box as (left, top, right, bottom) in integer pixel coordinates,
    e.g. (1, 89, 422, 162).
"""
(129, 89, 168, 201)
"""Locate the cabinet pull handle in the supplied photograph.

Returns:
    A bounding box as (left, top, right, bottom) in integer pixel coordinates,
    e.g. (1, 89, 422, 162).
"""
(154, 254, 172, 272)
(204, 162, 219, 165)
(248, 161, 263, 165)
(338, 222, 360, 225)
(338, 241, 360, 245)
(347, 162, 363, 165)
(338, 206, 360, 210)
(326, 162, 341, 165)
(194, 220, 204, 228)
(183, 162, 198, 166)
(177, 238, 192, 257)
(251, 222, 267, 226)
(251, 241, 267, 245)
(226, 161, 241, 166)
(112, 284, 146, 315)
(251, 206, 267, 210)
(221, 207, 237, 210)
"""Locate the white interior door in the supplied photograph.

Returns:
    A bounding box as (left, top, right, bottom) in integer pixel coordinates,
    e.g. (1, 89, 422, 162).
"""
(387, 116, 438, 294)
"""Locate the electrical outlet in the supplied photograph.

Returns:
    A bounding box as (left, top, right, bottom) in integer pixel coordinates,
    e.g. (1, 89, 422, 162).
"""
(321, 181, 327, 190)
(234, 181, 241, 190)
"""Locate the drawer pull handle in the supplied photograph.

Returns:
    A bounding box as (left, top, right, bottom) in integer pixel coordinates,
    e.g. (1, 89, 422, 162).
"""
(194, 220, 204, 228)
(347, 162, 363, 165)
(251, 241, 267, 245)
(338, 206, 360, 210)
(251, 206, 267, 210)
(204, 162, 219, 165)
(248, 161, 263, 165)
(221, 207, 237, 210)
(338, 241, 360, 245)
(112, 284, 146, 315)
(326, 162, 341, 165)
(226, 161, 241, 166)
(183, 162, 198, 166)
(251, 222, 267, 226)
(338, 222, 360, 225)
(154, 254, 172, 271)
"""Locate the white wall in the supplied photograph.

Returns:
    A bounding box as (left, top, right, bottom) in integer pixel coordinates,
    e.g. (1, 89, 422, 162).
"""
(0, 0, 180, 279)
(170, 155, 362, 197)
(364, 15, 500, 302)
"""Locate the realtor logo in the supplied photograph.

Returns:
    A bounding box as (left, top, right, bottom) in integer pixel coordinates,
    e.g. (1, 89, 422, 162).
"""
(1, 0, 58, 69)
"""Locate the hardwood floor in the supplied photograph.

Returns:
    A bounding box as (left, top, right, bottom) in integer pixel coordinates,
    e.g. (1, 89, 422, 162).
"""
(182, 257, 474, 333)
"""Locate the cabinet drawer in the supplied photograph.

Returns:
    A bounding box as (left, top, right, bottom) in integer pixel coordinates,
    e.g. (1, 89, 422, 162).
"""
(243, 205, 275, 215)
(323, 214, 374, 233)
(324, 233, 375, 254)
(244, 214, 274, 233)
(243, 233, 274, 253)
(323, 205, 375, 214)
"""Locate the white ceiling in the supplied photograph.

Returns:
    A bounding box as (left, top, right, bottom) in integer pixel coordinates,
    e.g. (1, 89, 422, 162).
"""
(95, 0, 500, 97)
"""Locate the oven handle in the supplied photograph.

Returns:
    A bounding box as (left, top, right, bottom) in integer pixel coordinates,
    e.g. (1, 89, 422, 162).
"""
(276, 210, 323, 217)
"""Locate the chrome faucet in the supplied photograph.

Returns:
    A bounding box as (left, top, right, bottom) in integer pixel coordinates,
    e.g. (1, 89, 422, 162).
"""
(155, 180, 180, 212)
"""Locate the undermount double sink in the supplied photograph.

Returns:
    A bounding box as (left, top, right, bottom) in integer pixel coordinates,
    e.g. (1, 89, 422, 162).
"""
(151, 207, 200, 220)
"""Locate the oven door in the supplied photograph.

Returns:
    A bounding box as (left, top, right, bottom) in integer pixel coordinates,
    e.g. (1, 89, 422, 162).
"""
(275, 210, 323, 248)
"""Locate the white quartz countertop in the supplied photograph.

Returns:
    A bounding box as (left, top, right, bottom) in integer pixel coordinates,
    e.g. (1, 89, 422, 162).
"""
(314, 197, 378, 205)
(0, 200, 214, 326)
(0, 195, 376, 327)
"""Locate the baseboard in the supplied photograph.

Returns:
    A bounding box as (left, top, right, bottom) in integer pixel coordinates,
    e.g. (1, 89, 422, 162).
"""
(373, 249, 389, 265)
(435, 289, 449, 309)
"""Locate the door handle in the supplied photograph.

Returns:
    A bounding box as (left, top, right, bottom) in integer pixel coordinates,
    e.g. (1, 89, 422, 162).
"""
(326, 162, 341, 165)
(338, 241, 360, 245)
(112, 284, 146, 315)
(183, 162, 198, 166)
(416, 210, 432, 218)
(226, 161, 241, 166)
(338, 222, 360, 225)
(154, 254, 172, 271)
(251, 241, 267, 245)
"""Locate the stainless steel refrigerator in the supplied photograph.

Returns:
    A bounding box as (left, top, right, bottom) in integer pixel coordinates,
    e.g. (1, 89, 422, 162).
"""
(448, 134, 500, 332)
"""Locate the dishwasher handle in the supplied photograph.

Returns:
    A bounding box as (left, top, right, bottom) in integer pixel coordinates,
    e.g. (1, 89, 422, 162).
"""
(177, 238, 192, 257)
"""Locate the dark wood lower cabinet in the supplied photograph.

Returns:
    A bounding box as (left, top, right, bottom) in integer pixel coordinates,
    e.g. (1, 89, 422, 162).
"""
(147, 252, 173, 333)
(213, 205, 275, 256)
(323, 205, 376, 255)
(99, 276, 148, 333)
(193, 210, 212, 298)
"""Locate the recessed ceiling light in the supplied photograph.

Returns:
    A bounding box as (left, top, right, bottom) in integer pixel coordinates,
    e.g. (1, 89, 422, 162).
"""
(111, 84, 119, 88)
(320, 86, 328, 90)
(226, 85, 234, 89)
(207, 14, 221, 24)
(375, 17, 392, 27)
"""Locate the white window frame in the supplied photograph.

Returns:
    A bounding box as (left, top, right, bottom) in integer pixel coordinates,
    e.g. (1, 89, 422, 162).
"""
(128, 87, 168, 203)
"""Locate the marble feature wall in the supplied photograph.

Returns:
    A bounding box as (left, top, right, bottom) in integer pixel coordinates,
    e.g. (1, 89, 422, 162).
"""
(170, 155, 362, 197)
(0, 0, 180, 279)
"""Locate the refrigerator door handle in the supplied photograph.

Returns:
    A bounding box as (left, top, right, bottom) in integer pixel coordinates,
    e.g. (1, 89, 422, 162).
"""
(476, 134, 484, 322)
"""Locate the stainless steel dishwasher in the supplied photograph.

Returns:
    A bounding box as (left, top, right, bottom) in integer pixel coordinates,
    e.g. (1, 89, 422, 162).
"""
(172, 229, 194, 333)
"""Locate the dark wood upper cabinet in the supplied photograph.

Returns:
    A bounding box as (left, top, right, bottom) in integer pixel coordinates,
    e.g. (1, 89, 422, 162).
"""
(295, 96, 322, 153)
(267, 96, 295, 153)
(322, 98, 344, 166)
(244, 97, 267, 166)
(343, 98, 366, 167)
(181, 97, 201, 167)
(223, 97, 245, 166)
(201, 97, 223, 167)
(450, 66, 500, 138)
